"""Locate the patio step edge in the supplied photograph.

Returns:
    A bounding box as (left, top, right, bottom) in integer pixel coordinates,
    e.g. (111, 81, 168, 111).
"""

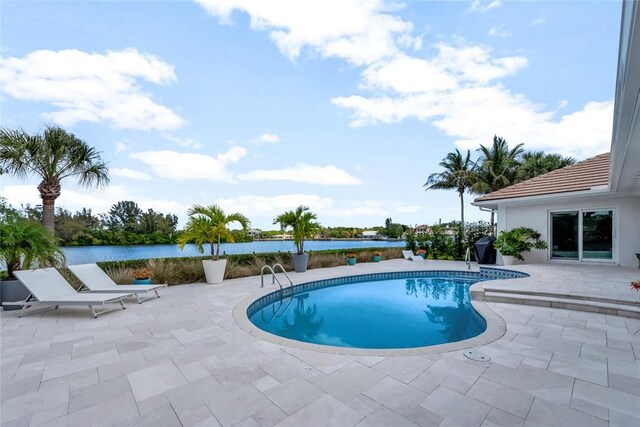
(480, 287, 638, 307)
(482, 291, 640, 319)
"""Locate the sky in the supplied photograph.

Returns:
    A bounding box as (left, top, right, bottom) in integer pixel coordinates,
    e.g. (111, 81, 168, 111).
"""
(0, 0, 622, 230)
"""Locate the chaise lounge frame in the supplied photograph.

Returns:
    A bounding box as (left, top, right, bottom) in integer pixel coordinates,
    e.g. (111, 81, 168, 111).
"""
(8, 268, 132, 318)
(402, 250, 425, 262)
(68, 263, 166, 304)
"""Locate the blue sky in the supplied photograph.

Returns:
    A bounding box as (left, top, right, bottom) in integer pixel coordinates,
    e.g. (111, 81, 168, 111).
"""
(0, 0, 621, 229)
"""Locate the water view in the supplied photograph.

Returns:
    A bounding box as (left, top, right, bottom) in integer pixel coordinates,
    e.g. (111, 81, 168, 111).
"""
(62, 240, 404, 264)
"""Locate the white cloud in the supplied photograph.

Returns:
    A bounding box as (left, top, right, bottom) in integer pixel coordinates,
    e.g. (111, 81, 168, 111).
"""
(115, 141, 129, 154)
(129, 147, 247, 182)
(238, 164, 362, 185)
(110, 168, 152, 181)
(162, 133, 202, 149)
(362, 54, 457, 94)
(198, 0, 612, 160)
(470, 0, 503, 13)
(216, 194, 334, 217)
(0, 48, 183, 130)
(251, 133, 280, 144)
(215, 193, 417, 221)
(334, 88, 613, 159)
(332, 39, 611, 159)
(432, 43, 527, 84)
(488, 24, 510, 38)
(196, 0, 416, 66)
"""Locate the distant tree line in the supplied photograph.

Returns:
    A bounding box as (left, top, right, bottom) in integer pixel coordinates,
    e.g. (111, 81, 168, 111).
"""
(9, 200, 179, 246)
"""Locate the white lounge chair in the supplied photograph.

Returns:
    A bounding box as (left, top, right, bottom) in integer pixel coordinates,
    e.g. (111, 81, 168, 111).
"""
(402, 250, 425, 262)
(68, 263, 166, 304)
(9, 268, 132, 318)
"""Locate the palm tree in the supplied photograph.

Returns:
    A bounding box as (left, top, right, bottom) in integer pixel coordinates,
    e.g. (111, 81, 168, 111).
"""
(0, 125, 109, 232)
(424, 149, 477, 233)
(472, 136, 524, 229)
(473, 136, 524, 194)
(516, 151, 575, 182)
(273, 206, 321, 255)
(178, 204, 250, 260)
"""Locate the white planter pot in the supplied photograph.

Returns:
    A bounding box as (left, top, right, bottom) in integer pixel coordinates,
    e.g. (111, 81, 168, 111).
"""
(202, 259, 227, 284)
(501, 255, 516, 266)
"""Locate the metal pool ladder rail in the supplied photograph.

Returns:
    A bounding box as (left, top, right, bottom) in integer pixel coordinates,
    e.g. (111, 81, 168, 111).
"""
(260, 263, 293, 291)
(465, 247, 472, 270)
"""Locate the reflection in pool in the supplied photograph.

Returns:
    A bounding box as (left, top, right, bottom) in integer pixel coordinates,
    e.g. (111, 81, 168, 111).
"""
(248, 274, 488, 349)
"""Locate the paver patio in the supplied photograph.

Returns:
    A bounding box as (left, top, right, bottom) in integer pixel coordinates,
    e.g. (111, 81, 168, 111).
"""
(1, 260, 639, 426)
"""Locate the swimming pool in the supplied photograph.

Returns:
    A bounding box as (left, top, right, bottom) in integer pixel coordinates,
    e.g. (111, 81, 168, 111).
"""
(246, 269, 526, 350)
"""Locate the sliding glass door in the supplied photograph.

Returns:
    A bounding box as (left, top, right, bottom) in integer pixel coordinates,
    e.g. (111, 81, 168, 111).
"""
(550, 209, 615, 262)
(582, 210, 613, 260)
(550, 212, 579, 259)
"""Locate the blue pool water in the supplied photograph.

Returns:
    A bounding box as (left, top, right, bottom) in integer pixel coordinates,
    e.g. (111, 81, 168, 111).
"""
(248, 272, 489, 349)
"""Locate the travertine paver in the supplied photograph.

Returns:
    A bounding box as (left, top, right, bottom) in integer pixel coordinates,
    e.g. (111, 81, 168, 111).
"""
(1, 260, 640, 426)
(127, 360, 188, 401)
(315, 362, 386, 402)
(363, 376, 427, 416)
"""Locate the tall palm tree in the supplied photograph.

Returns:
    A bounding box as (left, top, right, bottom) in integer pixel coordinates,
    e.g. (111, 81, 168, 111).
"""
(273, 206, 320, 255)
(516, 151, 575, 181)
(472, 136, 524, 229)
(178, 204, 250, 260)
(0, 125, 109, 232)
(424, 149, 477, 233)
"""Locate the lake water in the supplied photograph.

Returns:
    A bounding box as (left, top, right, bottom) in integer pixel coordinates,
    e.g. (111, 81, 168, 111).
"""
(62, 240, 405, 264)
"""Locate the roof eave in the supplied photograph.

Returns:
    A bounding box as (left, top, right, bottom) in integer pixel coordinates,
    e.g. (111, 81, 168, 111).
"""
(472, 187, 612, 208)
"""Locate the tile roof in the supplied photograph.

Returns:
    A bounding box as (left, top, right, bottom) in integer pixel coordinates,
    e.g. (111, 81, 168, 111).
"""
(474, 152, 610, 202)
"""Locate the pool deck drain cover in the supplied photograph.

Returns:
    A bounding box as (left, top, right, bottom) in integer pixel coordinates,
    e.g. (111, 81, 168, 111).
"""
(463, 350, 491, 362)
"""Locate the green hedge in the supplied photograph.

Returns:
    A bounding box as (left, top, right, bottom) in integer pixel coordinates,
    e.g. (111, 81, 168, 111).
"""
(95, 247, 397, 270)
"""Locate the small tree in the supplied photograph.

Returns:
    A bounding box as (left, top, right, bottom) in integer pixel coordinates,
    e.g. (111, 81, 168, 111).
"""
(0, 200, 65, 279)
(494, 227, 548, 260)
(178, 204, 250, 260)
(404, 227, 418, 252)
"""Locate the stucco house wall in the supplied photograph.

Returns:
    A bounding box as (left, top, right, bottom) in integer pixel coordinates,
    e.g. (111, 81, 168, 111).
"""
(496, 194, 640, 267)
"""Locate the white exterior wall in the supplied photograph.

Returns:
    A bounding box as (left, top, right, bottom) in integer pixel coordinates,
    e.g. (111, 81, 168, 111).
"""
(496, 194, 640, 267)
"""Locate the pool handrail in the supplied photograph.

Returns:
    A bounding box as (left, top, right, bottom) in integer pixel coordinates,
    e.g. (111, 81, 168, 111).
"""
(260, 263, 293, 291)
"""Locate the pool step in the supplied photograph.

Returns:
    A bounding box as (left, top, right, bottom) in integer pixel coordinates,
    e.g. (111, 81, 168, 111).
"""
(482, 290, 640, 319)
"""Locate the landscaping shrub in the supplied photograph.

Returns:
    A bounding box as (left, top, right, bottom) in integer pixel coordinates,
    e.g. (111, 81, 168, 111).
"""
(103, 266, 136, 285)
(90, 247, 403, 286)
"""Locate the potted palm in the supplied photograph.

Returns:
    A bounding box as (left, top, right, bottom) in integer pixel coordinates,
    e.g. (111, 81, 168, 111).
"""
(0, 210, 65, 310)
(493, 227, 548, 265)
(273, 206, 320, 273)
(178, 204, 250, 284)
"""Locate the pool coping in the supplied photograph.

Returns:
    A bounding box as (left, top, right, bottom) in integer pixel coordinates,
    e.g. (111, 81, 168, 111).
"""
(232, 269, 513, 357)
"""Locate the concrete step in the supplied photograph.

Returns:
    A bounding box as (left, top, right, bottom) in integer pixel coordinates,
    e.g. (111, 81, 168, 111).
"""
(481, 287, 638, 307)
(483, 291, 640, 319)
